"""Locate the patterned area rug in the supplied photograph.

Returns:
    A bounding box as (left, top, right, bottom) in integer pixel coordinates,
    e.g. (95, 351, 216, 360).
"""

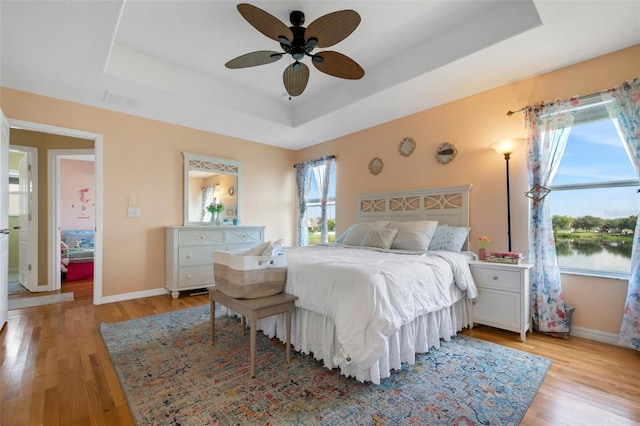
(8, 279, 28, 295)
(100, 305, 551, 425)
(8, 292, 74, 310)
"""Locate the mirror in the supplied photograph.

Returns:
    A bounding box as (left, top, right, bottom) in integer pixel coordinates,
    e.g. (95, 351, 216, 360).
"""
(398, 137, 416, 157)
(435, 142, 457, 164)
(368, 157, 384, 175)
(183, 152, 241, 225)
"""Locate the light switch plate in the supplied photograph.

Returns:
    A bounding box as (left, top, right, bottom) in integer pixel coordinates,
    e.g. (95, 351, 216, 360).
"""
(127, 207, 140, 218)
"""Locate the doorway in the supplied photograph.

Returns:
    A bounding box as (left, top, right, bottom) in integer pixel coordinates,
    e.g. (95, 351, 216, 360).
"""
(6, 120, 103, 305)
(53, 151, 96, 297)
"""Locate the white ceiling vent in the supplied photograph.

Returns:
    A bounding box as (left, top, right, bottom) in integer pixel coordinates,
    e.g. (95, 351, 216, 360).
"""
(102, 91, 142, 109)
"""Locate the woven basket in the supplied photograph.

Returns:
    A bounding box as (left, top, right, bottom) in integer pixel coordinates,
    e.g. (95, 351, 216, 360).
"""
(213, 251, 286, 299)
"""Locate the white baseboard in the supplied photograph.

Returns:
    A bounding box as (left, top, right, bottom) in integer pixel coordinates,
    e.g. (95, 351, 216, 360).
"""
(570, 325, 621, 347)
(99, 288, 168, 305)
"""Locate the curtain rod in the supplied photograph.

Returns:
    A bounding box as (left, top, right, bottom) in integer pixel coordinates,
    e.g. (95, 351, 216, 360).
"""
(293, 155, 336, 168)
(505, 89, 608, 117)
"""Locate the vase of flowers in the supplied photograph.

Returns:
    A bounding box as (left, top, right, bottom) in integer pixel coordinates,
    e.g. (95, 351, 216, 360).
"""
(478, 236, 490, 260)
(207, 203, 225, 225)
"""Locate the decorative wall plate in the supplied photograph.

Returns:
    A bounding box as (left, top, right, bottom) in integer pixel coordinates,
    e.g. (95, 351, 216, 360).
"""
(369, 157, 384, 175)
(436, 142, 457, 164)
(398, 137, 416, 157)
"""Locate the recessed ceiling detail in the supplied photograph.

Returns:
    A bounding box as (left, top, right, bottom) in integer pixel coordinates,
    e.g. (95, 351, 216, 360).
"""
(1, 1, 638, 150)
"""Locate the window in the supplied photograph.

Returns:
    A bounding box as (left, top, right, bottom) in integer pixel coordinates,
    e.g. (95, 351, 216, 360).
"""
(8, 171, 20, 216)
(305, 162, 336, 244)
(549, 98, 639, 278)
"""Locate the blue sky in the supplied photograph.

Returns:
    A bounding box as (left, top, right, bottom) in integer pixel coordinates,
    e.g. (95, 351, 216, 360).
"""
(548, 119, 638, 219)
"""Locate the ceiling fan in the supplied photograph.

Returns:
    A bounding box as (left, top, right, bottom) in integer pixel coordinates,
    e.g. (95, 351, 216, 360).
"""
(225, 3, 365, 98)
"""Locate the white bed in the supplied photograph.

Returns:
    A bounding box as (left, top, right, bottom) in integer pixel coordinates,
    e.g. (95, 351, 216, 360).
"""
(227, 185, 477, 384)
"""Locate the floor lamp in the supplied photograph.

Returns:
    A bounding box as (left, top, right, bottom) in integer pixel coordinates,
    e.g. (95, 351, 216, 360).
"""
(490, 138, 525, 252)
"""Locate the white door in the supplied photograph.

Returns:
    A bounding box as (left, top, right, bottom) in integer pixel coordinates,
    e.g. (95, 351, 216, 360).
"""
(1, 109, 10, 328)
(17, 150, 37, 291)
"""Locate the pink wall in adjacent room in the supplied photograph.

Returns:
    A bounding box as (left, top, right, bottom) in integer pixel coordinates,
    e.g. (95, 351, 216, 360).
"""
(60, 159, 95, 231)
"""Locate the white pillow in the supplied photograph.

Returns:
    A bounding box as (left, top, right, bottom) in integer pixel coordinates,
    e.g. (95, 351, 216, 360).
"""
(243, 241, 272, 256)
(261, 239, 283, 256)
(428, 225, 471, 251)
(342, 221, 390, 246)
(388, 220, 438, 250)
(360, 227, 398, 250)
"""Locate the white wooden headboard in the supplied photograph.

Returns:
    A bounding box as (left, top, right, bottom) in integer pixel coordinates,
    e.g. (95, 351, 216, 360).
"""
(357, 184, 473, 248)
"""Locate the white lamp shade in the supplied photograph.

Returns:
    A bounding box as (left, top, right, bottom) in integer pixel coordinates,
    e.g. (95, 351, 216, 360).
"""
(490, 138, 525, 155)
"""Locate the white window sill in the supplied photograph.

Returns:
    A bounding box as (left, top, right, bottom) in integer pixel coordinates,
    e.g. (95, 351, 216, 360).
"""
(559, 267, 629, 281)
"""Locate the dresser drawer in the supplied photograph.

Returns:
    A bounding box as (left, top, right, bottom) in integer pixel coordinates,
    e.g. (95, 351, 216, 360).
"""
(178, 230, 224, 245)
(470, 267, 521, 292)
(178, 245, 223, 266)
(226, 228, 263, 245)
(178, 265, 213, 288)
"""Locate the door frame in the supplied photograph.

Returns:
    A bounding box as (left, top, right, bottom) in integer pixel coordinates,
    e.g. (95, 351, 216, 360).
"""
(8, 119, 103, 305)
(9, 145, 39, 291)
(50, 150, 95, 291)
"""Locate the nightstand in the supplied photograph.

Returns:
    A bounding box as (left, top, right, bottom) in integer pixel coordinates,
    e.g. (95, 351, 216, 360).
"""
(469, 260, 534, 342)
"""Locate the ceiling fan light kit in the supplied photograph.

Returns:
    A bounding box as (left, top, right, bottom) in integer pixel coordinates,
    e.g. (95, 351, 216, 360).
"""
(225, 3, 365, 98)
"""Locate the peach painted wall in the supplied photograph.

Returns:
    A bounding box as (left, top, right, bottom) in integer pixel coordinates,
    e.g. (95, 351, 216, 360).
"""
(295, 44, 640, 337)
(1, 89, 296, 297)
(1, 44, 638, 338)
(60, 159, 95, 231)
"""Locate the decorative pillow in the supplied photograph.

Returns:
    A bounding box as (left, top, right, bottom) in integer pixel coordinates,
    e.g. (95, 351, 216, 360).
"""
(342, 221, 390, 246)
(428, 225, 471, 251)
(388, 220, 438, 250)
(360, 227, 398, 250)
(261, 239, 283, 256)
(334, 226, 353, 244)
(79, 237, 94, 248)
(243, 241, 272, 256)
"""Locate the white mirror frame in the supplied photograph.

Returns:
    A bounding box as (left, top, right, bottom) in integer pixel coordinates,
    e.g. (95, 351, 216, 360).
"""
(183, 152, 241, 226)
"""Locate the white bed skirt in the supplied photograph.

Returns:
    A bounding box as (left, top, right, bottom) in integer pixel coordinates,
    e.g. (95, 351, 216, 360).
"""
(222, 297, 474, 384)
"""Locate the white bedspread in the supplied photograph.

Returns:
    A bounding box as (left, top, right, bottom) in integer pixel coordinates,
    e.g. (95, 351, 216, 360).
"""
(282, 245, 477, 370)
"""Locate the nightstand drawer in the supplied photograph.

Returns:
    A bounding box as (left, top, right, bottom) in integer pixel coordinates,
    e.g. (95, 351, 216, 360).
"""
(471, 267, 521, 292)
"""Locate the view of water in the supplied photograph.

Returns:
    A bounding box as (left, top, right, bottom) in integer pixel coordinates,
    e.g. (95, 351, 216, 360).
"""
(555, 238, 632, 274)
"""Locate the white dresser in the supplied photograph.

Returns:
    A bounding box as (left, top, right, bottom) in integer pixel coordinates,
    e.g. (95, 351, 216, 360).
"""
(165, 226, 265, 299)
(469, 260, 534, 342)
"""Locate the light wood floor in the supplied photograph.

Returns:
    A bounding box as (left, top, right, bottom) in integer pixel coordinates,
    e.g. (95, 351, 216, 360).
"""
(1, 289, 639, 426)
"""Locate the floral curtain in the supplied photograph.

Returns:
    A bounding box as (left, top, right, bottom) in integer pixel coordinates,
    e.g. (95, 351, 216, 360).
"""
(602, 77, 640, 350)
(524, 99, 577, 336)
(294, 155, 335, 247)
(201, 185, 215, 222)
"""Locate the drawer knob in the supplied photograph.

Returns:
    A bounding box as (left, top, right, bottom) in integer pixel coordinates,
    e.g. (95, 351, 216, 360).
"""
(186, 254, 192, 259)
(492, 276, 499, 280)
(186, 275, 192, 279)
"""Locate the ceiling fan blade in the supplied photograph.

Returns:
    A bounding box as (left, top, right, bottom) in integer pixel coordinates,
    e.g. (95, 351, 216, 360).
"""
(237, 3, 293, 43)
(306, 10, 360, 48)
(312, 51, 364, 80)
(225, 51, 283, 69)
(283, 62, 310, 97)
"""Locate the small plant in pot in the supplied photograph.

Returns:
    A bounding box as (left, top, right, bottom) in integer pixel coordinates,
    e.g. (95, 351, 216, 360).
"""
(207, 203, 225, 224)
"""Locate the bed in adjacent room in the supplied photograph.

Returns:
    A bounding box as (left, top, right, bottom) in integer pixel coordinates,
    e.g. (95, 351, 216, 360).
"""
(61, 230, 95, 281)
(225, 185, 477, 384)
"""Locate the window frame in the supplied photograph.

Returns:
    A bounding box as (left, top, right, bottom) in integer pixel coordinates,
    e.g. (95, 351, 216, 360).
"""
(548, 99, 638, 280)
